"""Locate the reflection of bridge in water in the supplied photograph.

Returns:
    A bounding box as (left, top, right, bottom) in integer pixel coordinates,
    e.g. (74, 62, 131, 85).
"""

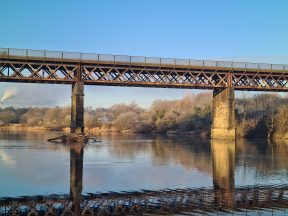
(1, 48, 288, 139)
(1, 140, 287, 215)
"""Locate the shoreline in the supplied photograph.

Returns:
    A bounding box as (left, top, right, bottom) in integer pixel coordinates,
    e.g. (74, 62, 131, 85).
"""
(0, 125, 209, 136)
(0, 125, 287, 140)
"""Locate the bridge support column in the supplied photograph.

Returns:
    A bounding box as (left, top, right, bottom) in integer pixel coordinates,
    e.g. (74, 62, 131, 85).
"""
(211, 87, 236, 140)
(71, 81, 84, 134)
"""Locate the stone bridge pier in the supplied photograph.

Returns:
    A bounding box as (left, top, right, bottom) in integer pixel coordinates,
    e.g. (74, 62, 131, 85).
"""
(211, 87, 236, 140)
(71, 81, 84, 134)
(70, 65, 84, 134)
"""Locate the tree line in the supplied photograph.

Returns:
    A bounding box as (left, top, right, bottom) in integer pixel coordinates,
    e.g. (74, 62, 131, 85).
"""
(0, 92, 287, 139)
(236, 93, 288, 139)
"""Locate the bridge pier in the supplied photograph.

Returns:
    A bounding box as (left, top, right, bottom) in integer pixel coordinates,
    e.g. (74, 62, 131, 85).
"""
(70, 81, 84, 134)
(211, 87, 236, 140)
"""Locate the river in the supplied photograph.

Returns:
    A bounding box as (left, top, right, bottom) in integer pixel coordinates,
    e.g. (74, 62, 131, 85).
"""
(0, 131, 287, 215)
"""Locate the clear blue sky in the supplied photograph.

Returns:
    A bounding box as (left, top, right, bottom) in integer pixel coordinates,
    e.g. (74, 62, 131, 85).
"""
(1, 0, 287, 107)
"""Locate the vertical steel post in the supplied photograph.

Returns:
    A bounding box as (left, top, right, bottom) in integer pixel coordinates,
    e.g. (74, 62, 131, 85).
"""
(228, 72, 233, 87)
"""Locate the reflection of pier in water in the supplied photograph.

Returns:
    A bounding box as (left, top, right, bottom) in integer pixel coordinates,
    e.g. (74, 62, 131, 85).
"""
(1, 139, 287, 215)
(105, 134, 288, 175)
(70, 143, 83, 216)
(212, 139, 235, 207)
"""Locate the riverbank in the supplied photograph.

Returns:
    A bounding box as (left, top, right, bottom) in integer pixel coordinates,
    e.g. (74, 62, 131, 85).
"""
(1, 124, 287, 140)
(0, 124, 210, 136)
(0, 124, 47, 131)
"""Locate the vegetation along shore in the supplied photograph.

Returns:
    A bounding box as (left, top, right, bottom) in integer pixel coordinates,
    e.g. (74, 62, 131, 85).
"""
(0, 93, 287, 139)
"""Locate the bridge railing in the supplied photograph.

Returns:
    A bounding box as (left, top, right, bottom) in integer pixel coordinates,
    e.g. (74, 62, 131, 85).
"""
(1, 48, 288, 72)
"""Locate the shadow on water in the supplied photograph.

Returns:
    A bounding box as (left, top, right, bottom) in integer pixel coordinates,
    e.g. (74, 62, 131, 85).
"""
(0, 135, 287, 215)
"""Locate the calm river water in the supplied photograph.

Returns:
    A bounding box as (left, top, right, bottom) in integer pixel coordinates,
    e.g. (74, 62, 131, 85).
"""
(0, 131, 288, 214)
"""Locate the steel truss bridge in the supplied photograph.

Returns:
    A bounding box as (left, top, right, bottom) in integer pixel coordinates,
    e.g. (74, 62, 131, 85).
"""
(0, 48, 288, 91)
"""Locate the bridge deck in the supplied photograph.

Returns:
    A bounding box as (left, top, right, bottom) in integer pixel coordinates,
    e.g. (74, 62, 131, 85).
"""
(1, 48, 288, 91)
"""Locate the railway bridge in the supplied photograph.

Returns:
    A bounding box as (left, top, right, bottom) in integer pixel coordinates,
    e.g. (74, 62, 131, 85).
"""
(1, 48, 288, 139)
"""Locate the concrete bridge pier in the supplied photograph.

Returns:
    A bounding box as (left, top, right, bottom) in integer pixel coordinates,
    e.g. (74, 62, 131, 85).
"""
(211, 87, 236, 140)
(70, 81, 84, 134)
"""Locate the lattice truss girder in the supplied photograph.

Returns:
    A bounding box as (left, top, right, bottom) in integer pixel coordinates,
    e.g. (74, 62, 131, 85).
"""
(0, 62, 288, 90)
(82, 66, 229, 87)
(232, 73, 288, 90)
(0, 62, 77, 81)
(82, 66, 288, 90)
